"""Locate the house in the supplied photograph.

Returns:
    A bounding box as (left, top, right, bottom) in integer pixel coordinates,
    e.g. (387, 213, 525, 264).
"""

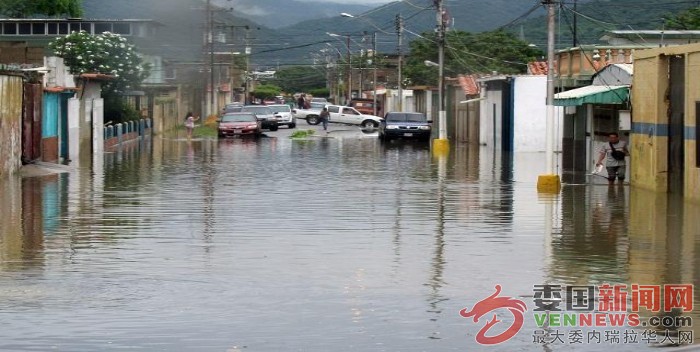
(553, 30, 700, 183)
(554, 63, 632, 182)
(0, 18, 158, 167)
(410, 74, 480, 144)
(478, 68, 563, 153)
(631, 43, 700, 201)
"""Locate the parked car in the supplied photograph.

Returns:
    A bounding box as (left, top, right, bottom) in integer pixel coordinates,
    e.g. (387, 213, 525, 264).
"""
(221, 102, 243, 115)
(218, 112, 261, 138)
(267, 104, 296, 128)
(310, 97, 328, 103)
(379, 112, 431, 141)
(318, 105, 383, 128)
(242, 105, 279, 131)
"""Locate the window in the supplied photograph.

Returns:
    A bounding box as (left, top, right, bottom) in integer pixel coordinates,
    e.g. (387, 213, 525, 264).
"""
(69, 23, 80, 32)
(342, 107, 358, 115)
(164, 66, 176, 80)
(94, 22, 111, 33)
(18, 22, 31, 35)
(328, 106, 339, 113)
(58, 23, 68, 34)
(80, 22, 91, 32)
(47, 23, 58, 35)
(113, 23, 131, 35)
(3, 23, 17, 35)
(32, 23, 45, 35)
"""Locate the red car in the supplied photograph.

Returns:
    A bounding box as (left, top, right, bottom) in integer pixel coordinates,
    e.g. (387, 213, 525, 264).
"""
(218, 112, 261, 138)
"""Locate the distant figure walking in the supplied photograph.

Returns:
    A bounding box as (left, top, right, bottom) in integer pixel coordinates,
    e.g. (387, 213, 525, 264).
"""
(319, 107, 330, 132)
(184, 112, 200, 139)
(297, 95, 306, 109)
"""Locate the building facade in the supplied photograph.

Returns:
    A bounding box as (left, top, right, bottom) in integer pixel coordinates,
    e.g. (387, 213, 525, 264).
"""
(631, 43, 700, 200)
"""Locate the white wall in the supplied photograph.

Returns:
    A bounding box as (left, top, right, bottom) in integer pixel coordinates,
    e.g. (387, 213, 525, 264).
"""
(513, 76, 547, 152)
(44, 56, 76, 88)
(480, 76, 564, 152)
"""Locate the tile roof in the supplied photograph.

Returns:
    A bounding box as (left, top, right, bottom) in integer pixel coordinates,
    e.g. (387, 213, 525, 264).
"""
(458, 74, 480, 95)
(528, 61, 549, 75)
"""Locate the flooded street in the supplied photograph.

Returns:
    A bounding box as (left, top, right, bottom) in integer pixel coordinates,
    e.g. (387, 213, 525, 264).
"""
(1, 126, 699, 351)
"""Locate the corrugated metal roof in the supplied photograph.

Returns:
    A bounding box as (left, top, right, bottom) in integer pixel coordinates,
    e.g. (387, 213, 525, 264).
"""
(554, 85, 629, 106)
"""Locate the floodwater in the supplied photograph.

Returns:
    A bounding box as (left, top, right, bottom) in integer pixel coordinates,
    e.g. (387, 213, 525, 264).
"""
(1, 128, 699, 351)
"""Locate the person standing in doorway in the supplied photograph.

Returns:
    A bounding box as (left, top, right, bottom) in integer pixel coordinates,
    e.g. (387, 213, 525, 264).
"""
(184, 112, 200, 140)
(596, 132, 629, 185)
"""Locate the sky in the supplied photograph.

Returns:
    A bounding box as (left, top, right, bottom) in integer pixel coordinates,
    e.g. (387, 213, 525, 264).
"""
(297, 0, 393, 3)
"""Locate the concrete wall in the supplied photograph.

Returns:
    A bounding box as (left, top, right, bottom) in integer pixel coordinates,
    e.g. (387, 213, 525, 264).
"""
(513, 76, 555, 152)
(77, 82, 103, 165)
(0, 74, 23, 177)
(44, 56, 76, 89)
(632, 43, 700, 201)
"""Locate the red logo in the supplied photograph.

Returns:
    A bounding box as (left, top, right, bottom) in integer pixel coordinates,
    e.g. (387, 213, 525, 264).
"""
(460, 285, 527, 345)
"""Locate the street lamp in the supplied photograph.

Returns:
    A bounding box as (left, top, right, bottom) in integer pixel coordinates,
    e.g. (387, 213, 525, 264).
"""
(327, 32, 352, 104)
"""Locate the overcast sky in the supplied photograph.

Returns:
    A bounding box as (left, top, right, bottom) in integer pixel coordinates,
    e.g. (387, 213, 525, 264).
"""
(299, 0, 393, 3)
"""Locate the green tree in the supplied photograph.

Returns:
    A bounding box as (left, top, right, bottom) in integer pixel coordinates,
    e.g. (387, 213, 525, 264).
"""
(251, 84, 282, 100)
(49, 30, 150, 94)
(266, 66, 326, 93)
(0, 0, 82, 17)
(308, 87, 329, 98)
(404, 30, 542, 86)
(665, 6, 700, 30)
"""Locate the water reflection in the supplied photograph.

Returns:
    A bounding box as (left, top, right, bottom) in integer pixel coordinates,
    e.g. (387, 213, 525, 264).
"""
(2, 134, 700, 350)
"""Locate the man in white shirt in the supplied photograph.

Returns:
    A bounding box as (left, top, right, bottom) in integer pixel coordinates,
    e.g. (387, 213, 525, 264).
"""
(596, 132, 629, 185)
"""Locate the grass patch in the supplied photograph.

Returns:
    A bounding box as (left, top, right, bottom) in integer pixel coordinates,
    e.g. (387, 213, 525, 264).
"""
(174, 124, 219, 138)
(290, 129, 316, 139)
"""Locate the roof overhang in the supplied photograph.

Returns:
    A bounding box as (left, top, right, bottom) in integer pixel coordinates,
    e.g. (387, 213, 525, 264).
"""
(554, 85, 629, 106)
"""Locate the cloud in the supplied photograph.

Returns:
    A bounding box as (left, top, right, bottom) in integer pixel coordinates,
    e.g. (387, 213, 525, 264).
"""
(234, 4, 270, 16)
(296, 0, 393, 3)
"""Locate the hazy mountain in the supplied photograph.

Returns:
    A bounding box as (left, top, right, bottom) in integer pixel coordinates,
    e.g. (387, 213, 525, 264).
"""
(79, 0, 700, 70)
(220, 0, 373, 29)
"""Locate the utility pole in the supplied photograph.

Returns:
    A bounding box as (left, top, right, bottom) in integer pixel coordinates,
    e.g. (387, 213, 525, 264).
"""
(433, 0, 449, 152)
(573, 0, 578, 47)
(373, 32, 378, 116)
(207, 0, 215, 117)
(245, 27, 251, 104)
(346, 36, 352, 104)
(537, 0, 561, 192)
(396, 14, 404, 111)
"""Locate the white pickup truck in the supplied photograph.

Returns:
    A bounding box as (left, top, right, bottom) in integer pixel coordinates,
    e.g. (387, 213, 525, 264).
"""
(294, 104, 383, 129)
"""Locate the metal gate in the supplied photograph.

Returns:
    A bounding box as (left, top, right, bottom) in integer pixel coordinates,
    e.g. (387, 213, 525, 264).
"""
(22, 83, 42, 163)
(668, 56, 685, 194)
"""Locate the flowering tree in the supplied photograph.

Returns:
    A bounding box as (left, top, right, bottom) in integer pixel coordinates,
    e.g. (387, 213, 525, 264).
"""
(49, 30, 150, 94)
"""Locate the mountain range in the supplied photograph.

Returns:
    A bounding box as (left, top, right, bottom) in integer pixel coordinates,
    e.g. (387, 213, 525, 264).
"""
(78, 0, 699, 69)
(220, 0, 373, 29)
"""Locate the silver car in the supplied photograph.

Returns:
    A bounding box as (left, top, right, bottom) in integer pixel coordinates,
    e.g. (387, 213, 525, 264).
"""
(242, 105, 279, 131)
(267, 104, 296, 128)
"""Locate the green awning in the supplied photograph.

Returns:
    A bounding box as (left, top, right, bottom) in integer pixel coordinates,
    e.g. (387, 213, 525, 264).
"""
(554, 85, 629, 106)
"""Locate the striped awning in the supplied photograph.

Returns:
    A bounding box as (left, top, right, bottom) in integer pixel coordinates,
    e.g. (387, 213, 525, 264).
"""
(554, 85, 629, 106)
